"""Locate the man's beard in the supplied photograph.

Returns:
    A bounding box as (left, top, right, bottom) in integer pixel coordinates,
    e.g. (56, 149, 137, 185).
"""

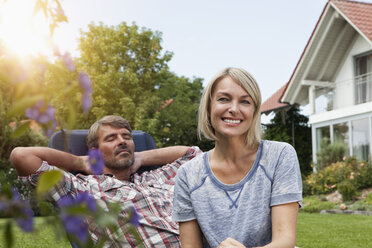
(104, 144, 134, 170)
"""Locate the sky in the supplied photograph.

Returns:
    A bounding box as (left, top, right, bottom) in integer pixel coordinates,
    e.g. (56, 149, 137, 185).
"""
(2, 0, 331, 122)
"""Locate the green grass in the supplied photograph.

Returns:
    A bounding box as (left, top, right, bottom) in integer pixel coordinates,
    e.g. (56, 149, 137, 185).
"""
(0, 217, 70, 248)
(297, 213, 372, 248)
(1, 213, 372, 247)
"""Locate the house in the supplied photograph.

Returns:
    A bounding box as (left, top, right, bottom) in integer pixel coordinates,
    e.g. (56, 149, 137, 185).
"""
(262, 0, 372, 163)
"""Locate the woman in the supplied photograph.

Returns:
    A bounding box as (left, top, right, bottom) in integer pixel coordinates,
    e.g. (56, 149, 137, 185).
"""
(172, 68, 302, 248)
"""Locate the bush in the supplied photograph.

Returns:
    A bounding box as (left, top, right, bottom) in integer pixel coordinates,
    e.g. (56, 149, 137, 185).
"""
(316, 138, 346, 169)
(301, 196, 335, 213)
(366, 192, 372, 205)
(305, 157, 372, 200)
(354, 162, 372, 189)
(305, 161, 352, 195)
(337, 180, 356, 202)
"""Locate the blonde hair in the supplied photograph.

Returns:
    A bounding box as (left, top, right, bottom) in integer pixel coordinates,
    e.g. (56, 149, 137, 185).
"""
(197, 67, 262, 147)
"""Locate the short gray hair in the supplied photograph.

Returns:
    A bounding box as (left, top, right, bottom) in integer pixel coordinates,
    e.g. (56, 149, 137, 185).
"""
(87, 115, 132, 149)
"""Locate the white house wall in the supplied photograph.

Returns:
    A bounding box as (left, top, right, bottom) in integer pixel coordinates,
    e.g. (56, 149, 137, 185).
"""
(333, 35, 371, 109)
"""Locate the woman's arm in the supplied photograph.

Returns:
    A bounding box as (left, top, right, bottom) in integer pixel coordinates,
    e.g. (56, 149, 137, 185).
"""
(260, 202, 299, 248)
(179, 220, 203, 248)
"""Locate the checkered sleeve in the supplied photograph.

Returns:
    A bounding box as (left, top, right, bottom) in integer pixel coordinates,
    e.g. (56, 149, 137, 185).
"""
(19, 161, 90, 203)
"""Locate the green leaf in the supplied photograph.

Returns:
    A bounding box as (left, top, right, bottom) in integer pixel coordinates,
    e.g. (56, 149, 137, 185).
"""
(5, 221, 13, 248)
(36, 170, 62, 197)
(67, 102, 76, 130)
(10, 121, 31, 139)
(6, 95, 44, 118)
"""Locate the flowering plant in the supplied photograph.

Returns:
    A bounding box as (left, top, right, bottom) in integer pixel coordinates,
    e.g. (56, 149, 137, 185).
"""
(0, 151, 142, 247)
(0, 0, 142, 247)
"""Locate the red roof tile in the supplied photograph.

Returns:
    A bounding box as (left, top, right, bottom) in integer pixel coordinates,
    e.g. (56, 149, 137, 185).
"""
(260, 83, 289, 114)
(332, 0, 372, 41)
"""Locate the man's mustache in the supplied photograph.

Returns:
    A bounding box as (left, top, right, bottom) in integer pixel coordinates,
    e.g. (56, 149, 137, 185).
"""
(114, 144, 132, 156)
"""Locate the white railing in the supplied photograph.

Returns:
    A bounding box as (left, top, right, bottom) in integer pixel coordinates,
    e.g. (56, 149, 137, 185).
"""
(314, 72, 372, 114)
(355, 72, 372, 104)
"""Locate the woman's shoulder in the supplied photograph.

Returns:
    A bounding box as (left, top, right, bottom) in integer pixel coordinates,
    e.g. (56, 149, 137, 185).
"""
(177, 152, 208, 182)
(262, 140, 294, 151)
(260, 140, 297, 161)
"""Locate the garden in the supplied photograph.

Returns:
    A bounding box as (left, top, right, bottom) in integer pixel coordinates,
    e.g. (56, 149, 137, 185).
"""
(1, 0, 372, 247)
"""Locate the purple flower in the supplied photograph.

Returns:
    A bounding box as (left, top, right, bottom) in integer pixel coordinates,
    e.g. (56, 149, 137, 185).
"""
(58, 192, 96, 212)
(11, 188, 34, 233)
(16, 205, 34, 232)
(58, 192, 97, 243)
(78, 72, 92, 93)
(61, 215, 88, 242)
(78, 72, 93, 113)
(42, 118, 57, 138)
(129, 206, 140, 227)
(88, 149, 104, 175)
(75, 192, 97, 212)
(62, 52, 75, 72)
(0, 201, 7, 212)
(25, 100, 57, 136)
(81, 92, 92, 114)
(26, 100, 55, 124)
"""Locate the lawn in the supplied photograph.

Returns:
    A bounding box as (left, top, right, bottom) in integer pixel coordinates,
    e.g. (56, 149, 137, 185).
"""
(1, 213, 372, 247)
(0, 217, 70, 248)
(296, 213, 372, 248)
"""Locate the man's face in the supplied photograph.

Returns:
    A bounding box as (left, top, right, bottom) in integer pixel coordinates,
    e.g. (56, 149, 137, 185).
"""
(97, 125, 135, 170)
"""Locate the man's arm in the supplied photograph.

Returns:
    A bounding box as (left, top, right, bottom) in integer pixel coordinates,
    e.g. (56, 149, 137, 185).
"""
(130, 146, 190, 173)
(136, 146, 190, 166)
(10, 147, 88, 176)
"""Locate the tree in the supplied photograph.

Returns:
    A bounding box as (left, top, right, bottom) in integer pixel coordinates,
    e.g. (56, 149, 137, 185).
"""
(137, 72, 213, 150)
(263, 106, 312, 176)
(66, 22, 172, 129)
(63, 21, 214, 149)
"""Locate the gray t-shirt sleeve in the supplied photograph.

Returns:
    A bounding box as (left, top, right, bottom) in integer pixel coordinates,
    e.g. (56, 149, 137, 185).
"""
(270, 144, 303, 207)
(172, 164, 196, 222)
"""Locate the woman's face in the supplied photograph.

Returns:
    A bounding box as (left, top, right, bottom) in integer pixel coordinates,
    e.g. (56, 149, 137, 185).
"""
(209, 76, 256, 140)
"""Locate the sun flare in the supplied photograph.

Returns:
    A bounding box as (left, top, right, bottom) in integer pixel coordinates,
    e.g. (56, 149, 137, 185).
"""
(0, 0, 52, 57)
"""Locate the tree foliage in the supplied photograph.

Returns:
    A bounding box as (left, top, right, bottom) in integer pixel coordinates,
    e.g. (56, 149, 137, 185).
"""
(263, 106, 312, 176)
(54, 21, 212, 149)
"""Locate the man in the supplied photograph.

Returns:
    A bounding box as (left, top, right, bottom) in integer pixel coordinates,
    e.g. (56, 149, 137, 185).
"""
(10, 115, 201, 247)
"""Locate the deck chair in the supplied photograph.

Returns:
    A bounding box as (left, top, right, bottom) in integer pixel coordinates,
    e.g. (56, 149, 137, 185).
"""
(48, 129, 157, 247)
(48, 129, 158, 174)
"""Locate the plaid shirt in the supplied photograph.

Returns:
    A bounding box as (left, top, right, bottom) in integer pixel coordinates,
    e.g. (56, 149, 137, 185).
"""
(20, 146, 201, 247)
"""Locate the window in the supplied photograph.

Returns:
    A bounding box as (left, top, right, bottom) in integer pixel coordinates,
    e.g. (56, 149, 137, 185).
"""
(315, 88, 334, 113)
(352, 118, 370, 161)
(333, 122, 349, 156)
(316, 126, 330, 152)
(355, 53, 372, 104)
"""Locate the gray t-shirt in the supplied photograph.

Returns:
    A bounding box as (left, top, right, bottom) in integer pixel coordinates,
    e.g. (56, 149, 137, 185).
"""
(172, 140, 302, 248)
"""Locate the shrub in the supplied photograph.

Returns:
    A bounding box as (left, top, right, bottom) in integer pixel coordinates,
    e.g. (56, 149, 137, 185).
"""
(305, 157, 372, 199)
(366, 192, 372, 205)
(354, 162, 372, 189)
(301, 196, 335, 213)
(305, 161, 352, 195)
(316, 138, 346, 169)
(337, 180, 356, 202)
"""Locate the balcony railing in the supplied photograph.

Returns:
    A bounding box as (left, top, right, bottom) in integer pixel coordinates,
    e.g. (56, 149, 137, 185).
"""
(355, 72, 372, 104)
(314, 72, 372, 114)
